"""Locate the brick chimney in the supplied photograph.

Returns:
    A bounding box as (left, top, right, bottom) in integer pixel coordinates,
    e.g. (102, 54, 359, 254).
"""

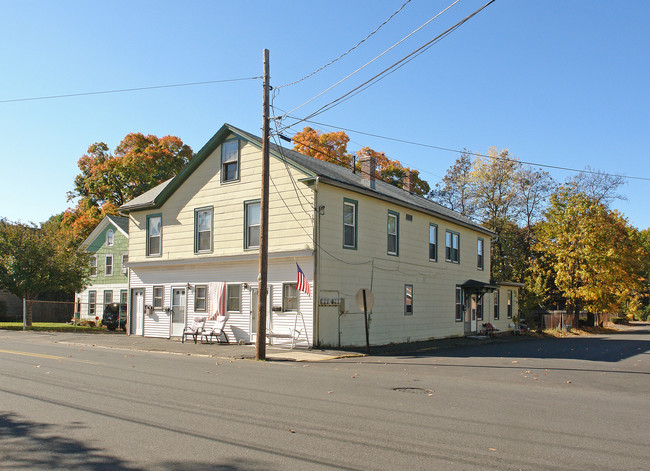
(403, 170, 413, 194)
(359, 153, 376, 189)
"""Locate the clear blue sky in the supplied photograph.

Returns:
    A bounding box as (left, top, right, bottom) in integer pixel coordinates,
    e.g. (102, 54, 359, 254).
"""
(1, 0, 648, 229)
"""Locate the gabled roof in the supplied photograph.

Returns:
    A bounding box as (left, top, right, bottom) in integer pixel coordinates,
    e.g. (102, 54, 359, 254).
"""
(119, 123, 494, 237)
(81, 215, 129, 249)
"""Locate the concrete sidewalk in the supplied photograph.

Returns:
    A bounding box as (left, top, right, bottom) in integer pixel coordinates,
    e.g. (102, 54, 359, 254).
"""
(23, 331, 363, 362)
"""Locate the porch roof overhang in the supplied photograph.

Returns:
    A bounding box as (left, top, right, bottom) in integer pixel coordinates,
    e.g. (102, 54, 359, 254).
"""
(460, 279, 498, 295)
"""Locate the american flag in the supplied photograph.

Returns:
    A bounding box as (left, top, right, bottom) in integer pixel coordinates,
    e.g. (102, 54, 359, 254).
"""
(296, 263, 311, 297)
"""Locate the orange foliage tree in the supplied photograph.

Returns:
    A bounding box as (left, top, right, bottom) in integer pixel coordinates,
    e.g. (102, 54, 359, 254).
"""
(292, 127, 430, 196)
(59, 133, 193, 245)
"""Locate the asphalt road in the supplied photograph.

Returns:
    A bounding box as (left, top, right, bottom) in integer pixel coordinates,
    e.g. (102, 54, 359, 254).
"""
(1, 325, 648, 470)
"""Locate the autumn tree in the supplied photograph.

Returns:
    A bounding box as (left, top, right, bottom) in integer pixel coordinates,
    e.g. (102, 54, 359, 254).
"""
(61, 133, 193, 244)
(532, 191, 644, 317)
(291, 127, 352, 166)
(0, 219, 90, 325)
(356, 147, 430, 196)
(292, 127, 430, 196)
(565, 166, 626, 206)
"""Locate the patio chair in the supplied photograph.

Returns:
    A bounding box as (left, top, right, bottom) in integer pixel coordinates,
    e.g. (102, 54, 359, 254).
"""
(181, 316, 206, 344)
(201, 315, 229, 344)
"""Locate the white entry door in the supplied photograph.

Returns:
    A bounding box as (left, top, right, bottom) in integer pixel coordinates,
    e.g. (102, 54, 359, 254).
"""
(131, 289, 145, 336)
(171, 288, 186, 337)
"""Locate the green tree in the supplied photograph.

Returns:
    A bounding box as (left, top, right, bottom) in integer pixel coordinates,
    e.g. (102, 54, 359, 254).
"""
(0, 219, 90, 325)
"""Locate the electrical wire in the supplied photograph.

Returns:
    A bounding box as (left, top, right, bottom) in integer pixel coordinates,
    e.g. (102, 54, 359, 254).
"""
(277, 0, 461, 121)
(275, 0, 414, 89)
(281, 0, 494, 131)
(0, 76, 262, 103)
(280, 116, 650, 182)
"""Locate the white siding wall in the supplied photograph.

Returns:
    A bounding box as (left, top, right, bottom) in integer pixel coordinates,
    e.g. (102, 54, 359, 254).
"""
(130, 257, 313, 344)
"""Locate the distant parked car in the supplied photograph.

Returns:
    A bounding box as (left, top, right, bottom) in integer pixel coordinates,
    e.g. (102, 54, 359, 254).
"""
(103, 303, 127, 331)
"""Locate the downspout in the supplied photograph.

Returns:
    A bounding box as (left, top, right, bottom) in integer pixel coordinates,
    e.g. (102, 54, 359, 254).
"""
(313, 176, 320, 348)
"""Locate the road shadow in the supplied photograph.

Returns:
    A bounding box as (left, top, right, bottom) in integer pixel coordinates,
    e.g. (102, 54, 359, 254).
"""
(0, 413, 272, 471)
(0, 412, 140, 470)
(361, 325, 650, 363)
(427, 335, 650, 363)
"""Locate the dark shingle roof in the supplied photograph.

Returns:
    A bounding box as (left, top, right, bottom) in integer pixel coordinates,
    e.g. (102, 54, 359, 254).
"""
(106, 215, 129, 234)
(120, 123, 493, 236)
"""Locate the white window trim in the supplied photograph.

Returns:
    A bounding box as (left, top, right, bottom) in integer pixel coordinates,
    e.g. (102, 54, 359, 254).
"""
(194, 285, 208, 312)
(90, 255, 97, 277)
(121, 253, 128, 276)
(105, 254, 113, 277)
(226, 284, 242, 313)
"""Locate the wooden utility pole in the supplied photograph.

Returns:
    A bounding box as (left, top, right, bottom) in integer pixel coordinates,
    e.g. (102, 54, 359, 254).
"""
(256, 49, 270, 360)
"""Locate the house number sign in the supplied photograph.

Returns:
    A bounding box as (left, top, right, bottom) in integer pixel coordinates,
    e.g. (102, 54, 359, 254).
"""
(319, 298, 341, 306)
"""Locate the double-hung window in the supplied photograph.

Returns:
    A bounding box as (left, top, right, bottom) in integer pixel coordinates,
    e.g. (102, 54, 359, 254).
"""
(147, 215, 162, 256)
(153, 286, 164, 309)
(104, 290, 113, 305)
(429, 224, 438, 261)
(221, 139, 240, 182)
(195, 207, 213, 253)
(404, 285, 413, 315)
(455, 286, 463, 322)
(121, 253, 128, 276)
(90, 256, 97, 277)
(387, 211, 399, 256)
(194, 285, 208, 311)
(477, 238, 484, 270)
(446, 231, 460, 263)
(343, 199, 357, 249)
(494, 291, 500, 320)
(283, 283, 298, 312)
(105, 254, 113, 277)
(227, 284, 241, 312)
(88, 291, 96, 316)
(245, 201, 260, 249)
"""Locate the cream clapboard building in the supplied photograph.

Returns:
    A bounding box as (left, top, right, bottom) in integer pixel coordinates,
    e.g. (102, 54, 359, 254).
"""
(119, 124, 520, 347)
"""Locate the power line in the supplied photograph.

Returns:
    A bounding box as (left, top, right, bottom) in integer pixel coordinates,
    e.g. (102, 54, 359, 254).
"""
(280, 116, 650, 182)
(277, 0, 461, 121)
(279, 0, 491, 131)
(0, 76, 262, 104)
(275, 0, 414, 89)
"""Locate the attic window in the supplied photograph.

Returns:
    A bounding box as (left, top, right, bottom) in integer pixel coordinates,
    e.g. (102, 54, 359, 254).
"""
(221, 139, 240, 182)
(106, 229, 114, 246)
(406, 214, 413, 221)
